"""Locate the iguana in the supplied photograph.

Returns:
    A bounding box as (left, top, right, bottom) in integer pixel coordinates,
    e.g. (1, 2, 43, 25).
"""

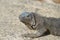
(19, 12, 60, 38)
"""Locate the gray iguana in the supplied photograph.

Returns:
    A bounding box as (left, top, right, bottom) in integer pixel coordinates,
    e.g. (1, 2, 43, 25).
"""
(19, 12, 60, 38)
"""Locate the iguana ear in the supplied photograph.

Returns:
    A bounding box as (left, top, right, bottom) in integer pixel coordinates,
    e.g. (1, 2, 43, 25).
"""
(30, 13, 37, 29)
(30, 13, 36, 26)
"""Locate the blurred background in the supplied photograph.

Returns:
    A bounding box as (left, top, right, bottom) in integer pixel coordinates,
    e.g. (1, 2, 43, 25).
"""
(0, 0, 60, 40)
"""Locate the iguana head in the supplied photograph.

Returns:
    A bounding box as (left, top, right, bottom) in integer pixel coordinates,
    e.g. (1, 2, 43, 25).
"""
(19, 12, 36, 30)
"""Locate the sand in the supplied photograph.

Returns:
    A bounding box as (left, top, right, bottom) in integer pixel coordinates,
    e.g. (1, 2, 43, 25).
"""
(0, 0, 60, 40)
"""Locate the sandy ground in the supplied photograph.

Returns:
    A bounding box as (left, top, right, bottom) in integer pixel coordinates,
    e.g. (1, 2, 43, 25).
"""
(0, 0, 60, 40)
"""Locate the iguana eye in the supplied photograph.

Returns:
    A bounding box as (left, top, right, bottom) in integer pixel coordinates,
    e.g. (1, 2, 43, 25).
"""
(27, 15, 30, 17)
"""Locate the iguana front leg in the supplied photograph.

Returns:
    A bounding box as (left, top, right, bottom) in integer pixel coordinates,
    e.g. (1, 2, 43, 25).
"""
(21, 27, 46, 38)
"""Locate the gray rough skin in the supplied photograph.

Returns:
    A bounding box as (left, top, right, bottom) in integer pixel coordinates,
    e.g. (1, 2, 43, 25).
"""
(19, 12, 60, 38)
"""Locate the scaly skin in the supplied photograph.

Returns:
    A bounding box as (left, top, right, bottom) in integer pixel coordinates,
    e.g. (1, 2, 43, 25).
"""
(19, 12, 60, 38)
